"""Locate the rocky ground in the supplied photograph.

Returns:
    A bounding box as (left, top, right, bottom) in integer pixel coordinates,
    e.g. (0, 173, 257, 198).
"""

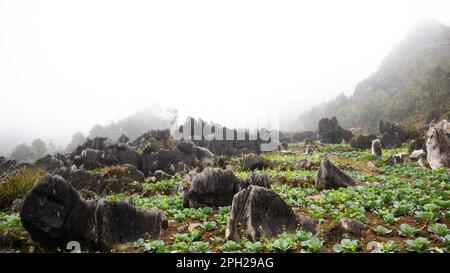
(0, 120, 449, 253)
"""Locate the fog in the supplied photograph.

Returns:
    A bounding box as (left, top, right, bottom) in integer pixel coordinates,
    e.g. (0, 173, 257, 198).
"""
(1, 0, 450, 155)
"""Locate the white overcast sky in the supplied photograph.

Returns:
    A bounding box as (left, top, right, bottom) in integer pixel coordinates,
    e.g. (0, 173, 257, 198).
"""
(1, 0, 450, 151)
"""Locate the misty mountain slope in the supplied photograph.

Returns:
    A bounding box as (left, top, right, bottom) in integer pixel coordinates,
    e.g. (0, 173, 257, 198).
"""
(298, 20, 450, 133)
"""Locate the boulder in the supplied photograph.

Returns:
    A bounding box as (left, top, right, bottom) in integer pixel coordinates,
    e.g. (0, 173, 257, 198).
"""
(154, 170, 172, 181)
(409, 149, 427, 160)
(379, 120, 407, 149)
(102, 143, 140, 168)
(380, 132, 403, 149)
(320, 218, 367, 243)
(240, 172, 270, 190)
(418, 157, 431, 169)
(318, 117, 353, 144)
(304, 145, 314, 155)
(183, 168, 240, 208)
(371, 139, 382, 158)
(295, 158, 313, 170)
(226, 186, 315, 242)
(35, 154, 64, 171)
(386, 153, 408, 166)
(20, 175, 167, 250)
(426, 119, 450, 170)
(315, 156, 357, 191)
(349, 134, 377, 149)
(408, 137, 427, 156)
(80, 148, 103, 169)
(242, 154, 266, 171)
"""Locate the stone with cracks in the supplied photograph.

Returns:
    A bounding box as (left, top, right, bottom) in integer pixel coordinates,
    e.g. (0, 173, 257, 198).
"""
(183, 167, 240, 208)
(320, 218, 367, 243)
(226, 186, 316, 242)
(426, 119, 450, 170)
(20, 175, 167, 250)
(371, 139, 382, 158)
(315, 156, 357, 191)
(349, 134, 377, 149)
(318, 117, 353, 144)
(240, 172, 270, 190)
(242, 154, 266, 171)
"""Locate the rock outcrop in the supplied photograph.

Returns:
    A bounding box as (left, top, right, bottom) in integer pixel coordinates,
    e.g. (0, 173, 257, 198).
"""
(226, 186, 314, 242)
(20, 175, 167, 250)
(183, 168, 240, 208)
(318, 117, 353, 144)
(242, 154, 266, 171)
(349, 134, 377, 149)
(315, 156, 357, 191)
(371, 139, 382, 158)
(426, 119, 450, 170)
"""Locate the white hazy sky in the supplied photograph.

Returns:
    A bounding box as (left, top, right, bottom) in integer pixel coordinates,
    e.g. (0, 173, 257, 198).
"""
(1, 0, 450, 152)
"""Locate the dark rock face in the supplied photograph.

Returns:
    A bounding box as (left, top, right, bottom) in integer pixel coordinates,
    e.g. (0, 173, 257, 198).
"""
(20, 175, 167, 250)
(318, 117, 353, 144)
(242, 154, 266, 171)
(183, 168, 240, 208)
(226, 186, 313, 242)
(142, 141, 214, 175)
(117, 134, 129, 143)
(315, 156, 357, 191)
(320, 218, 367, 243)
(379, 120, 407, 149)
(130, 129, 171, 148)
(349, 134, 377, 149)
(55, 164, 144, 195)
(408, 137, 427, 155)
(371, 139, 382, 158)
(80, 148, 103, 169)
(102, 143, 140, 168)
(240, 172, 270, 190)
(154, 170, 172, 181)
(426, 119, 450, 170)
(0, 159, 17, 177)
(35, 154, 65, 171)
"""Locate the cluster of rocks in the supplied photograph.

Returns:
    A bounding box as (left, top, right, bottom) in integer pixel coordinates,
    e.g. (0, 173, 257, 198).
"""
(20, 175, 167, 250)
(379, 120, 407, 149)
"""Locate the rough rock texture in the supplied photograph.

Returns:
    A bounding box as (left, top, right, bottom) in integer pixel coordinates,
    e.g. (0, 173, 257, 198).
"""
(408, 137, 427, 156)
(242, 154, 266, 171)
(418, 157, 431, 169)
(20, 175, 167, 250)
(295, 158, 313, 170)
(35, 154, 65, 171)
(183, 168, 240, 208)
(426, 119, 450, 170)
(318, 117, 353, 144)
(117, 134, 129, 143)
(315, 156, 357, 191)
(371, 139, 382, 158)
(379, 120, 407, 149)
(226, 186, 315, 242)
(154, 170, 172, 181)
(304, 145, 314, 155)
(349, 134, 377, 149)
(320, 218, 367, 243)
(55, 164, 144, 194)
(240, 172, 270, 190)
(102, 142, 140, 168)
(386, 153, 409, 166)
(409, 149, 427, 160)
(80, 148, 103, 169)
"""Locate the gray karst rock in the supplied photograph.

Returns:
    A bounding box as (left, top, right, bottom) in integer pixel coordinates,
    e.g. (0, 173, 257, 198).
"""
(320, 218, 367, 243)
(295, 158, 313, 170)
(409, 149, 427, 160)
(240, 172, 271, 190)
(408, 137, 427, 156)
(226, 186, 316, 242)
(371, 139, 382, 158)
(418, 157, 431, 169)
(154, 170, 172, 181)
(182, 167, 240, 208)
(117, 134, 130, 143)
(55, 164, 144, 195)
(318, 117, 353, 144)
(35, 154, 65, 171)
(349, 134, 377, 149)
(379, 120, 407, 149)
(80, 148, 103, 169)
(315, 156, 357, 191)
(386, 153, 409, 166)
(380, 132, 403, 149)
(20, 175, 167, 250)
(242, 154, 267, 171)
(102, 142, 140, 168)
(426, 119, 450, 170)
(130, 129, 171, 148)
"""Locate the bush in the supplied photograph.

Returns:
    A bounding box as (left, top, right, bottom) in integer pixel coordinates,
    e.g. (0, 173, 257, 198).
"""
(0, 168, 45, 206)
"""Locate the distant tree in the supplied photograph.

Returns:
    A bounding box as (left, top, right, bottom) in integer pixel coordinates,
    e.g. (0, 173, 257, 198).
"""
(65, 132, 87, 153)
(31, 139, 47, 159)
(9, 143, 33, 162)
